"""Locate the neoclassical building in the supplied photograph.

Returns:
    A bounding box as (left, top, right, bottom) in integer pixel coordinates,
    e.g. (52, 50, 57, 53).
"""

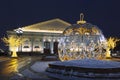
(7, 19, 71, 54)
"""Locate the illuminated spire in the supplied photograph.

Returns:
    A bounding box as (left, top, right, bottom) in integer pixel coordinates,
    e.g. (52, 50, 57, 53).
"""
(77, 13, 86, 24)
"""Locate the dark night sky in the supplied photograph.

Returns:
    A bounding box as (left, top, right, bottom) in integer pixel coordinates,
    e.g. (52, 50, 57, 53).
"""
(0, 0, 120, 49)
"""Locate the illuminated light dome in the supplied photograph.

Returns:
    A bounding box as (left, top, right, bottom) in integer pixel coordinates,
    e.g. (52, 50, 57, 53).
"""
(58, 13, 107, 61)
(46, 14, 120, 80)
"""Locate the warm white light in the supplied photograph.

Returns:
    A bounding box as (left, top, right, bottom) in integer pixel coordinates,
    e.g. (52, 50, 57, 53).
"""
(22, 30, 63, 33)
(57, 39, 60, 42)
(70, 48, 73, 51)
(43, 39, 46, 42)
(53, 39, 56, 42)
(48, 39, 51, 42)
(75, 48, 78, 51)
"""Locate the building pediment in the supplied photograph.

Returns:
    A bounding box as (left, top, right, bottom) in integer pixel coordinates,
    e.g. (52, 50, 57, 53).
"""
(17, 18, 71, 33)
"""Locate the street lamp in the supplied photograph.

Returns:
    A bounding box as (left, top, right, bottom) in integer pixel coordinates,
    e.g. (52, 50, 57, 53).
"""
(15, 27, 23, 52)
(14, 28, 23, 37)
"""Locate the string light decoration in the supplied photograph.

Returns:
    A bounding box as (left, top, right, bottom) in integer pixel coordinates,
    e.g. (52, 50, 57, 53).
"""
(58, 13, 107, 61)
(2, 36, 23, 57)
(106, 37, 120, 58)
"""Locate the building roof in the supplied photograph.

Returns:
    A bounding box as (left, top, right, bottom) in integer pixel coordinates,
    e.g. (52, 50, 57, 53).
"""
(17, 18, 71, 33)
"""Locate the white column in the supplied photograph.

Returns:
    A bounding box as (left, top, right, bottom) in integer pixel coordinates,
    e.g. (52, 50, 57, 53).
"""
(41, 39, 44, 53)
(30, 38, 34, 52)
(50, 40, 54, 54)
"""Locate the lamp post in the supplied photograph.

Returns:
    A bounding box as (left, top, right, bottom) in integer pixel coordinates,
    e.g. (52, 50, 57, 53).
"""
(15, 27, 23, 52)
(16, 28, 23, 51)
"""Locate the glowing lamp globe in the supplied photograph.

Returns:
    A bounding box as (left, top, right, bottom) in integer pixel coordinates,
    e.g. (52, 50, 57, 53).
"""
(58, 13, 107, 61)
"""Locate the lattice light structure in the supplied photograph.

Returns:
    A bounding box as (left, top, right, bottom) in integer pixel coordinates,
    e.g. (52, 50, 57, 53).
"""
(58, 13, 107, 61)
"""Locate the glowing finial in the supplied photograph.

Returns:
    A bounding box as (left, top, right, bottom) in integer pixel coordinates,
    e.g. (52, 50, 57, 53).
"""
(77, 13, 86, 24)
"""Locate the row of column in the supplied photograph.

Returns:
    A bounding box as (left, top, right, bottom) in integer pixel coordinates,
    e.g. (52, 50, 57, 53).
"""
(18, 37, 59, 54)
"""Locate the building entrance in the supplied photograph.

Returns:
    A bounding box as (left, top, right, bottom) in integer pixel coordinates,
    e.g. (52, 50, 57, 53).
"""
(53, 42, 59, 54)
(44, 41, 51, 54)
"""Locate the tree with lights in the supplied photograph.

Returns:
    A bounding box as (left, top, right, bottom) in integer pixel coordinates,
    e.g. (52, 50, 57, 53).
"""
(106, 37, 120, 58)
(2, 35, 23, 57)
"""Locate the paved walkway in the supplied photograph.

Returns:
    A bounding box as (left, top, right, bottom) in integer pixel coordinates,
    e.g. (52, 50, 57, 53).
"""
(0, 56, 10, 62)
(0, 56, 33, 80)
(11, 61, 57, 80)
(9, 56, 57, 80)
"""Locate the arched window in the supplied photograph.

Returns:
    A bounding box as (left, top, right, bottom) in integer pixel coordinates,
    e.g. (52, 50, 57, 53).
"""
(23, 40, 30, 48)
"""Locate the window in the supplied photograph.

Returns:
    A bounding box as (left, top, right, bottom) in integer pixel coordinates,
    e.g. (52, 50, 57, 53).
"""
(34, 46, 39, 48)
(23, 46, 29, 48)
